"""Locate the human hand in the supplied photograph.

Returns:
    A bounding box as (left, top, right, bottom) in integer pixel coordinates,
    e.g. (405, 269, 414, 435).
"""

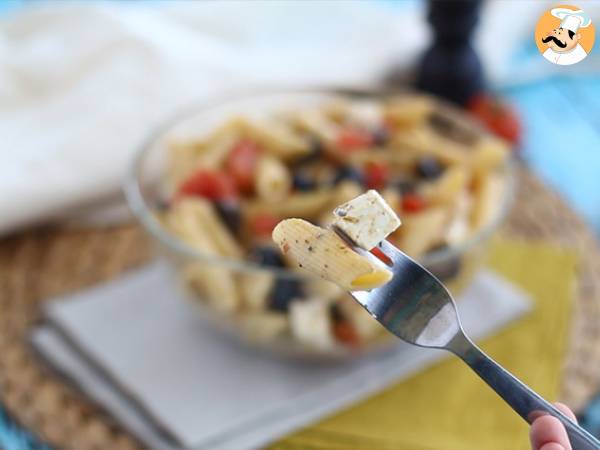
(530, 403, 577, 450)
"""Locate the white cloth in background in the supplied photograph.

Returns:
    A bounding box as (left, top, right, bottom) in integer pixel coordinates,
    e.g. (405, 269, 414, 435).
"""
(0, 0, 588, 234)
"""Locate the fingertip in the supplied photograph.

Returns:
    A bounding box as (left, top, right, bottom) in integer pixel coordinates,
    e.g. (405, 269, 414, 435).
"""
(530, 415, 571, 450)
(540, 443, 565, 450)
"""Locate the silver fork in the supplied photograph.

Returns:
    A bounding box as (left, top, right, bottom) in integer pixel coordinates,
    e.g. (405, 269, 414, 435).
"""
(348, 238, 600, 450)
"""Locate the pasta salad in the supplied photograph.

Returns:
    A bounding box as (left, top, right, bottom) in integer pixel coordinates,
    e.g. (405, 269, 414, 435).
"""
(160, 94, 511, 352)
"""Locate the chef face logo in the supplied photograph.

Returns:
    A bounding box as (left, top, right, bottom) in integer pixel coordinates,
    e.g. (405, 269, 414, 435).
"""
(542, 27, 580, 52)
(535, 5, 595, 65)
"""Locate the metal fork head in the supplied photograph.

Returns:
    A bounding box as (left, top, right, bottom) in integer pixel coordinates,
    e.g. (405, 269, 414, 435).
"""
(349, 239, 465, 349)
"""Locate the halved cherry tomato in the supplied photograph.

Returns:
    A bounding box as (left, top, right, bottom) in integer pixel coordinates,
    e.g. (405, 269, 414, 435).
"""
(176, 169, 237, 201)
(225, 140, 260, 193)
(336, 128, 373, 152)
(364, 162, 390, 190)
(401, 192, 426, 213)
(370, 247, 392, 266)
(333, 321, 361, 348)
(250, 213, 280, 236)
(467, 93, 521, 145)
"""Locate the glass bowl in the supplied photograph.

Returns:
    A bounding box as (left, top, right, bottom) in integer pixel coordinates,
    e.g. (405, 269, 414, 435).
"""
(124, 87, 515, 360)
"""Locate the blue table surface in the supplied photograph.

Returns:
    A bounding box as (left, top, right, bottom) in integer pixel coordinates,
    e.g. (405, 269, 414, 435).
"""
(2, 1, 600, 448)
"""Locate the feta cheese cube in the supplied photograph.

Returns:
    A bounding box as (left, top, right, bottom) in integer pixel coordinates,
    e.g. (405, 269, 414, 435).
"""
(346, 101, 383, 129)
(289, 299, 334, 350)
(332, 190, 401, 250)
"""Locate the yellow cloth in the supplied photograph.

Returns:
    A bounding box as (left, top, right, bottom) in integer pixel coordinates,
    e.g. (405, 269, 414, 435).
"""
(269, 240, 578, 450)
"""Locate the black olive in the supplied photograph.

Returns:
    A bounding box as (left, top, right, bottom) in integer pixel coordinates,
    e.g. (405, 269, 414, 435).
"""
(269, 278, 304, 312)
(371, 127, 390, 147)
(293, 172, 317, 191)
(391, 178, 417, 194)
(214, 200, 241, 235)
(416, 157, 444, 180)
(330, 303, 344, 323)
(248, 246, 284, 268)
(332, 166, 364, 186)
(295, 136, 324, 165)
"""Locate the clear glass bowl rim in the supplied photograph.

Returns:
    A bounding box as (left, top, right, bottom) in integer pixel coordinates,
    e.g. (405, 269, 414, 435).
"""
(123, 85, 516, 281)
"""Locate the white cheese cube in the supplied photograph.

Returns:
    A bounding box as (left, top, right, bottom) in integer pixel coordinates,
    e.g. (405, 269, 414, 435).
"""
(289, 299, 334, 350)
(332, 190, 401, 250)
(346, 101, 383, 129)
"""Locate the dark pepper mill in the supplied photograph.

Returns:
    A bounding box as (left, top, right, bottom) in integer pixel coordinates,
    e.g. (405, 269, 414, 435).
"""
(416, 0, 484, 106)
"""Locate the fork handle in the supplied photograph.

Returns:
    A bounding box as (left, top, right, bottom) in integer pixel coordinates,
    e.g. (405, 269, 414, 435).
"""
(450, 334, 600, 450)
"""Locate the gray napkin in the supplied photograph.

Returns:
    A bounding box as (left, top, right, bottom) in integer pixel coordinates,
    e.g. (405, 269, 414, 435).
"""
(31, 262, 531, 450)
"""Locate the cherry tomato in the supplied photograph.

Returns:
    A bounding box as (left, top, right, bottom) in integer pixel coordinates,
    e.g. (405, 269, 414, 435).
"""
(401, 192, 426, 213)
(176, 169, 237, 201)
(370, 247, 392, 265)
(225, 140, 260, 193)
(333, 321, 361, 348)
(467, 93, 521, 145)
(364, 162, 390, 190)
(336, 128, 373, 152)
(250, 213, 280, 236)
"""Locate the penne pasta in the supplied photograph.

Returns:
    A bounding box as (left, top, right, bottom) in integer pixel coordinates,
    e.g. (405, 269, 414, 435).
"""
(168, 198, 242, 259)
(419, 165, 470, 206)
(396, 206, 449, 258)
(238, 271, 275, 311)
(164, 199, 241, 312)
(381, 188, 401, 212)
(305, 278, 344, 303)
(390, 126, 468, 165)
(182, 263, 239, 314)
(470, 137, 510, 175)
(194, 133, 240, 171)
(167, 117, 249, 187)
(240, 312, 288, 342)
(321, 98, 352, 123)
(346, 148, 417, 170)
(244, 188, 333, 219)
(470, 171, 506, 230)
(254, 155, 292, 202)
(427, 109, 479, 145)
(329, 181, 364, 209)
(445, 191, 473, 245)
(318, 181, 364, 226)
(289, 109, 339, 143)
(384, 95, 433, 128)
(245, 118, 311, 160)
(167, 140, 203, 190)
(272, 218, 393, 291)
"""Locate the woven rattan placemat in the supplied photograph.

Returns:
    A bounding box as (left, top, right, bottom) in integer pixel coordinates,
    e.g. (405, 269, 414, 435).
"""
(0, 167, 599, 450)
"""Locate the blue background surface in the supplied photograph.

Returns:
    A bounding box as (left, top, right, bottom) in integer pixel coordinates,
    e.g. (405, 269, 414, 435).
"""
(504, 76, 600, 234)
(1, 1, 600, 448)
